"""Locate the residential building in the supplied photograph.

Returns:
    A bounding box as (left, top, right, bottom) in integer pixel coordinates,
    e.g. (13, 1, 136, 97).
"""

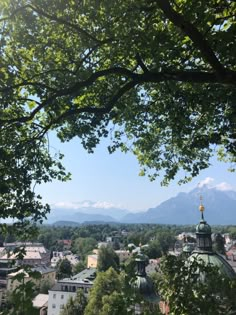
(33, 294, 48, 315)
(48, 268, 96, 315)
(87, 254, 98, 268)
(176, 232, 196, 241)
(224, 233, 232, 245)
(1, 243, 50, 266)
(57, 240, 72, 251)
(51, 251, 79, 268)
(121, 230, 129, 236)
(0, 261, 17, 306)
(97, 242, 108, 248)
(7, 265, 56, 292)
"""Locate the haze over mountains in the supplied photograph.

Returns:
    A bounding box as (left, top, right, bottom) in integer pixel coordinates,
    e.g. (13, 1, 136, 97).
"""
(47, 184, 236, 225)
(47, 200, 129, 224)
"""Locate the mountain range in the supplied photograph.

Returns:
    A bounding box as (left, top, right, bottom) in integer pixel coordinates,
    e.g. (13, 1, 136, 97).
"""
(46, 201, 129, 224)
(47, 185, 236, 225)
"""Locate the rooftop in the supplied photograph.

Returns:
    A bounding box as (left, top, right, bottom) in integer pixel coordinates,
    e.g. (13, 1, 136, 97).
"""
(66, 268, 96, 282)
(33, 293, 48, 308)
(50, 268, 96, 292)
(32, 265, 55, 274)
(1, 251, 42, 260)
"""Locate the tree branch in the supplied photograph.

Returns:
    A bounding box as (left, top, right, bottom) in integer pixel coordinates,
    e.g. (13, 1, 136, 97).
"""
(135, 53, 149, 72)
(32, 80, 137, 140)
(0, 81, 57, 93)
(0, 67, 137, 125)
(155, 0, 226, 75)
(1, 68, 236, 127)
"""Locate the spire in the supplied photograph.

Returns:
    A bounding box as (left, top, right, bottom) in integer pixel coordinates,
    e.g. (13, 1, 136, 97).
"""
(195, 197, 212, 252)
(199, 195, 205, 220)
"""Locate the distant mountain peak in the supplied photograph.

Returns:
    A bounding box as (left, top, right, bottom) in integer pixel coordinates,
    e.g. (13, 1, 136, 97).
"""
(122, 185, 236, 225)
(46, 182, 236, 225)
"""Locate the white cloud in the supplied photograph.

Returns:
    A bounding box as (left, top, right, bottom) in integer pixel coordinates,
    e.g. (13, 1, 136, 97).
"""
(92, 201, 117, 209)
(51, 200, 122, 210)
(51, 201, 80, 209)
(197, 177, 235, 191)
(197, 177, 214, 188)
(214, 182, 234, 191)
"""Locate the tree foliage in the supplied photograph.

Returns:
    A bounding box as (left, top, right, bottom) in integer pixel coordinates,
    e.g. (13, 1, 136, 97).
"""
(157, 255, 236, 315)
(228, 226, 236, 240)
(85, 266, 161, 315)
(3, 268, 41, 315)
(97, 245, 120, 272)
(56, 258, 73, 280)
(39, 278, 54, 294)
(60, 289, 87, 315)
(84, 267, 126, 315)
(73, 261, 86, 275)
(0, 0, 236, 231)
(72, 237, 97, 261)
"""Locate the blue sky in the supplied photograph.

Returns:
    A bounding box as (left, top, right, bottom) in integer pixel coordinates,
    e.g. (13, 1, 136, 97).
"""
(37, 134, 236, 212)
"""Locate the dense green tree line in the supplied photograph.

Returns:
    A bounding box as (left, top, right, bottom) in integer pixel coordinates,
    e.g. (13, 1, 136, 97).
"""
(33, 223, 234, 252)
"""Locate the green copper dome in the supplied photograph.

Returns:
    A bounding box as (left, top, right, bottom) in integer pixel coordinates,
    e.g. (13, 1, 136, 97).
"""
(189, 198, 236, 280)
(190, 252, 236, 279)
(196, 220, 211, 234)
(133, 254, 159, 303)
(134, 275, 158, 300)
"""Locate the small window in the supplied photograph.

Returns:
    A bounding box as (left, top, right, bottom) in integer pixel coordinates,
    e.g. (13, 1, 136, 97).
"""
(53, 294, 56, 299)
(52, 304, 56, 309)
(61, 294, 64, 299)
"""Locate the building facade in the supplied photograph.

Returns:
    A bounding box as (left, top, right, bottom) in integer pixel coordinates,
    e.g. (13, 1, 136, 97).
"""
(48, 268, 96, 315)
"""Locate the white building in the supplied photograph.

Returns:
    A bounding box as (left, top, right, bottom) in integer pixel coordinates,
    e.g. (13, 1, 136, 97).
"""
(33, 293, 48, 315)
(48, 268, 96, 315)
(51, 251, 79, 268)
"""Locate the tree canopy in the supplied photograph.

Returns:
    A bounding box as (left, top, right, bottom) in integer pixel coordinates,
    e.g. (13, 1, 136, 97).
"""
(157, 255, 236, 315)
(84, 267, 126, 315)
(56, 258, 73, 280)
(60, 289, 87, 315)
(72, 237, 97, 261)
(0, 0, 236, 228)
(97, 245, 120, 272)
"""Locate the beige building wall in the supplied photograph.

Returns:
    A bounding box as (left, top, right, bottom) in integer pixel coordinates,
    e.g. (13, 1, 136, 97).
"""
(87, 255, 98, 268)
(41, 270, 56, 284)
(7, 269, 56, 292)
(7, 271, 32, 292)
